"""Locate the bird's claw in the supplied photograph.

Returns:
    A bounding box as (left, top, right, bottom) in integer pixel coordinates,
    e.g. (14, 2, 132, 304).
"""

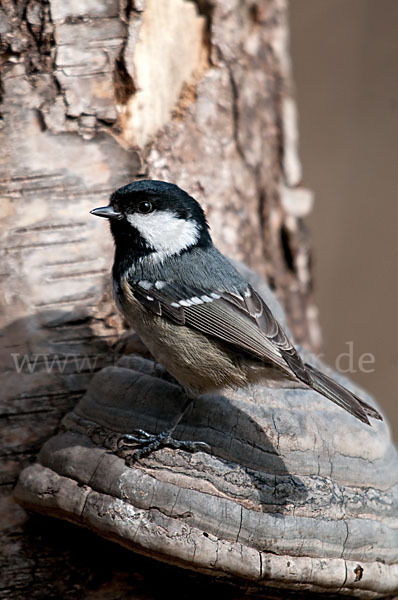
(117, 429, 210, 464)
(117, 429, 156, 447)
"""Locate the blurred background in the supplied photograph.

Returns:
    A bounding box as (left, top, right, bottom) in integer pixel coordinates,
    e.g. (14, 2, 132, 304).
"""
(290, 0, 398, 439)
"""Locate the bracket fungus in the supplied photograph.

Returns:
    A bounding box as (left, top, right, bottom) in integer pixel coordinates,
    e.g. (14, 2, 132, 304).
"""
(15, 274, 398, 599)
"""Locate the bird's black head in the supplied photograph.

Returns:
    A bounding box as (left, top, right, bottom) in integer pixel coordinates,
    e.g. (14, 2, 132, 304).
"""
(90, 180, 212, 261)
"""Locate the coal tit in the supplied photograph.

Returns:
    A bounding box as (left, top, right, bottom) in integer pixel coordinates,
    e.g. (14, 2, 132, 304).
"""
(91, 180, 382, 459)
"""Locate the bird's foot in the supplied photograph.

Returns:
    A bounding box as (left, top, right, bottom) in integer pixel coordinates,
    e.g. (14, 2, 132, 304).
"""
(118, 428, 210, 464)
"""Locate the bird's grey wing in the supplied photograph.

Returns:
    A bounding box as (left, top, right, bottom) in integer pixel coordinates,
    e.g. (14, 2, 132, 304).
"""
(131, 280, 310, 382)
(130, 279, 382, 425)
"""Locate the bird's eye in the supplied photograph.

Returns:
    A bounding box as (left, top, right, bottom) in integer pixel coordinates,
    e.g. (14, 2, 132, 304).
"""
(137, 200, 154, 214)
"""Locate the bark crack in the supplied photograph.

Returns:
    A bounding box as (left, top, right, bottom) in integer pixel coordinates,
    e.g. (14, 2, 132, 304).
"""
(113, 0, 136, 108)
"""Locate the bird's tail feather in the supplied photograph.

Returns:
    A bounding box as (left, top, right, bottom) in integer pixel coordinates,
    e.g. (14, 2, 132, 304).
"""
(304, 363, 383, 425)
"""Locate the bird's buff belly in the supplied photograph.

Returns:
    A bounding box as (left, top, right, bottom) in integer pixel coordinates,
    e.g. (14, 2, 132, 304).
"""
(118, 290, 248, 394)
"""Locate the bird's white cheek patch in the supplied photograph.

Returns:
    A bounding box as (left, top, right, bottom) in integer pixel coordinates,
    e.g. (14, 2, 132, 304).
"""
(127, 211, 199, 256)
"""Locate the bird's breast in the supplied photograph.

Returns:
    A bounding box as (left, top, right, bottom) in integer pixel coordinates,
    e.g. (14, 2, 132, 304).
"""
(114, 277, 249, 394)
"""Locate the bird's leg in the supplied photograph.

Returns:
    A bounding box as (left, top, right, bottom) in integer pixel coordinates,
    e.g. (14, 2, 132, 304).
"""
(118, 395, 210, 463)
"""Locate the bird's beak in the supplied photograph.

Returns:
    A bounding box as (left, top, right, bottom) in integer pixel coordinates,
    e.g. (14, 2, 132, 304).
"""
(90, 205, 123, 220)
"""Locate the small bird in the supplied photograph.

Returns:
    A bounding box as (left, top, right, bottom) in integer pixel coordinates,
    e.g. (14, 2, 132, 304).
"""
(91, 180, 382, 459)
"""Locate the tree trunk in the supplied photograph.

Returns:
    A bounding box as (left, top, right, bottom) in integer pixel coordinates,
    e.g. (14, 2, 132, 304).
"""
(1, 1, 319, 597)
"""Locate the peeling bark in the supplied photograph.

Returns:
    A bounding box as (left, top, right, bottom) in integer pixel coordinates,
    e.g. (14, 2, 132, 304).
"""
(0, 1, 327, 597)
